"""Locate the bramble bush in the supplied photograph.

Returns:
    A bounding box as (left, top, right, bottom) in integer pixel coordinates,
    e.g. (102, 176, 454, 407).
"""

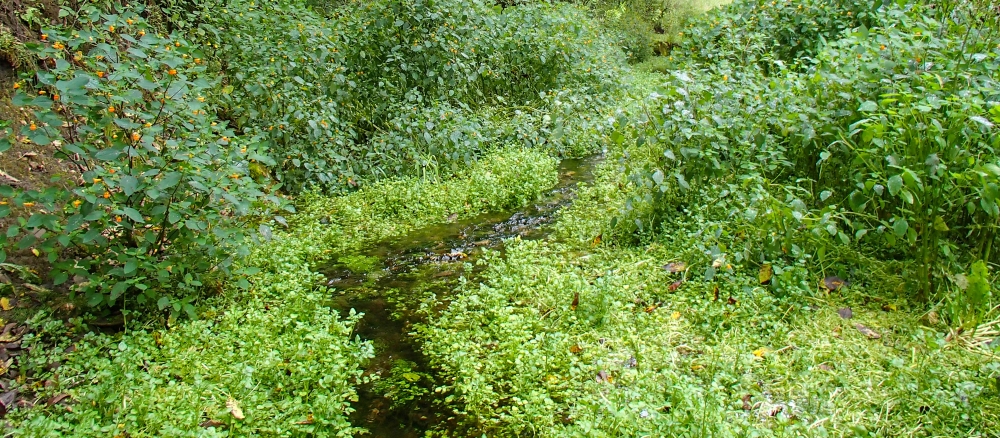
(0, 4, 285, 315)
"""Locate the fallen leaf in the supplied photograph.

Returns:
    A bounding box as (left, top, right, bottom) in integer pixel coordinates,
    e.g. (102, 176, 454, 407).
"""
(227, 397, 245, 420)
(752, 347, 770, 358)
(854, 323, 881, 339)
(295, 414, 315, 425)
(644, 303, 658, 313)
(881, 303, 897, 312)
(570, 292, 579, 311)
(591, 234, 602, 247)
(727, 296, 738, 306)
(663, 262, 686, 273)
(668, 280, 682, 291)
(925, 311, 940, 325)
(837, 307, 853, 319)
(0, 389, 17, 418)
(817, 363, 833, 371)
(0, 298, 11, 311)
(46, 393, 70, 407)
(671, 311, 681, 320)
(741, 394, 752, 411)
(570, 344, 582, 354)
(759, 264, 773, 285)
(200, 419, 225, 428)
(690, 363, 704, 371)
(675, 345, 697, 355)
(823, 276, 846, 291)
(713, 285, 720, 301)
(595, 370, 613, 384)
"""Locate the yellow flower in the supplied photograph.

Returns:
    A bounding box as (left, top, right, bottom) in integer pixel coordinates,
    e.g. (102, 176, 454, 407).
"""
(72, 200, 82, 208)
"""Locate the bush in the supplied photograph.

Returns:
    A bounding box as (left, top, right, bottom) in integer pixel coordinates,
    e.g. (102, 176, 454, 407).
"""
(0, 4, 284, 314)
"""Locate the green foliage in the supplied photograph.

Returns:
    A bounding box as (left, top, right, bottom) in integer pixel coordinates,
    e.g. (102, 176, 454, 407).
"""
(610, 0, 1000, 306)
(165, 0, 621, 190)
(9, 145, 560, 435)
(0, 4, 285, 313)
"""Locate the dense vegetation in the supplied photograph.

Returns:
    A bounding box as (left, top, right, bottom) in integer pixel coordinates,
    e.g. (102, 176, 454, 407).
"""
(0, 0, 997, 435)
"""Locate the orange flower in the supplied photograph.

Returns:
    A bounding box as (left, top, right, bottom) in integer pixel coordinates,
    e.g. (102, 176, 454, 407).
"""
(115, 215, 122, 223)
(108, 106, 115, 113)
(168, 69, 177, 76)
(22, 202, 35, 207)
(131, 132, 141, 141)
(97, 71, 105, 78)
(126, 19, 134, 25)
(38, 90, 46, 95)
(12, 83, 19, 89)
(53, 94, 59, 101)
(109, 25, 116, 32)
(880, 44, 886, 51)
(29, 123, 37, 131)
(139, 30, 146, 37)
(93, 178, 102, 184)
(40, 34, 47, 41)
(52, 42, 65, 50)
(72, 199, 82, 208)
(103, 191, 111, 199)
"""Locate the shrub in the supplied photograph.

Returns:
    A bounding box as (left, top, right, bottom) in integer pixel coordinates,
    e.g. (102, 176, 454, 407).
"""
(0, 4, 284, 314)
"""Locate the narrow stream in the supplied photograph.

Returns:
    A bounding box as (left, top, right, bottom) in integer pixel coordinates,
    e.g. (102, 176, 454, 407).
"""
(322, 156, 600, 437)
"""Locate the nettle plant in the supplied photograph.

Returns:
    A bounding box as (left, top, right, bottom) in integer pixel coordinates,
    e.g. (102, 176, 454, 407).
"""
(0, 5, 282, 315)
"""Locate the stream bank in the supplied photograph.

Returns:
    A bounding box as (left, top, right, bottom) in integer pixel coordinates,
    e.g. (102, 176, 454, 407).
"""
(323, 156, 601, 437)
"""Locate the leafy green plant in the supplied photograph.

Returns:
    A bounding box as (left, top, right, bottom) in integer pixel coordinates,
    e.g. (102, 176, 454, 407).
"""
(0, 4, 284, 314)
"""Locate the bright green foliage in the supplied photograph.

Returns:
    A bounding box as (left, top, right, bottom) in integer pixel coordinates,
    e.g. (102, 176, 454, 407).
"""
(422, 236, 999, 436)
(166, 0, 621, 190)
(9, 146, 559, 435)
(0, 4, 284, 314)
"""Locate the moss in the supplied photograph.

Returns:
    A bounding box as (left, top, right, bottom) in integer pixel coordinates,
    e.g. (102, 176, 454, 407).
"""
(0, 25, 32, 70)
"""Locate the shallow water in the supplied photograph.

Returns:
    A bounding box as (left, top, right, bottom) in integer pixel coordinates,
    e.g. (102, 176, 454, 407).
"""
(322, 155, 600, 437)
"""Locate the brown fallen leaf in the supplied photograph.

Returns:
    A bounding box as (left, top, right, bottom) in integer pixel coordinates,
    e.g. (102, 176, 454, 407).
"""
(713, 285, 720, 301)
(759, 264, 773, 285)
(817, 363, 833, 371)
(591, 234, 602, 247)
(741, 394, 752, 411)
(0, 389, 17, 418)
(668, 280, 682, 291)
(227, 397, 245, 420)
(727, 296, 738, 306)
(595, 370, 613, 384)
(200, 419, 225, 428)
(295, 414, 315, 425)
(570, 292, 579, 311)
(837, 307, 853, 319)
(854, 323, 881, 339)
(569, 344, 582, 354)
(663, 262, 686, 273)
(46, 393, 70, 407)
(644, 303, 658, 313)
(824, 276, 846, 291)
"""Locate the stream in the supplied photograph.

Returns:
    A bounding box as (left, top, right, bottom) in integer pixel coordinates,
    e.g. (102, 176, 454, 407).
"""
(322, 155, 600, 437)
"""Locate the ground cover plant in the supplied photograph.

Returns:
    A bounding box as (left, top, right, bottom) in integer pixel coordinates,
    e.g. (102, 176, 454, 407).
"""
(0, 0, 998, 436)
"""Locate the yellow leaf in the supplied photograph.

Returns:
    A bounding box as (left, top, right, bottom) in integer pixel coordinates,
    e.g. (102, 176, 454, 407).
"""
(0, 297, 12, 311)
(227, 397, 245, 420)
(31, 248, 40, 257)
(691, 364, 704, 371)
(759, 264, 773, 285)
(671, 311, 681, 320)
(752, 347, 770, 358)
